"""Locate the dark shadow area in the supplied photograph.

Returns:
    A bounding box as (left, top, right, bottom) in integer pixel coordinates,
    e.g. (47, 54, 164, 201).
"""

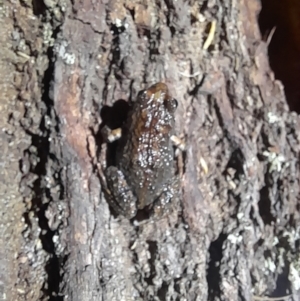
(19, 25, 64, 299)
(268, 265, 291, 299)
(146, 240, 158, 285)
(31, 0, 46, 15)
(100, 99, 129, 130)
(259, 0, 300, 113)
(35, 44, 63, 301)
(98, 99, 129, 166)
(258, 185, 276, 225)
(207, 232, 227, 301)
(272, 273, 291, 298)
(157, 281, 168, 300)
(226, 149, 245, 178)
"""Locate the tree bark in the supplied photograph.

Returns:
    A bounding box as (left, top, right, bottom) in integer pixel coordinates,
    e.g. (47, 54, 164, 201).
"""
(1, 0, 300, 300)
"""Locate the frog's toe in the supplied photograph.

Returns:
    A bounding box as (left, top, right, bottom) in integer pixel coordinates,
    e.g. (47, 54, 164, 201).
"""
(151, 188, 175, 218)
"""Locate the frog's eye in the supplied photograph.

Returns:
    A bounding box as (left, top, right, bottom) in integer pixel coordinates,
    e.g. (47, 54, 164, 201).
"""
(165, 97, 178, 113)
(136, 90, 147, 100)
(172, 98, 178, 108)
(137, 90, 145, 99)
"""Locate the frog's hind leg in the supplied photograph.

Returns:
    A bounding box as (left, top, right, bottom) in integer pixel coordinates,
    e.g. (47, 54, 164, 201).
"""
(151, 180, 179, 219)
(105, 166, 137, 219)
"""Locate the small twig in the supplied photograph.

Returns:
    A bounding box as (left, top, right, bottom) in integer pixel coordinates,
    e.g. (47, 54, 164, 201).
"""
(266, 26, 276, 46)
(178, 71, 201, 78)
(253, 294, 292, 301)
(17, 51, 31, 60)
(203, 20, 216, 50)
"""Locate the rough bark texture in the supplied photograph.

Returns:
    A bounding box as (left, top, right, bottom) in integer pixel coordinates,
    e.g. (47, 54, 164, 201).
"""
(1, 0, 300, 301)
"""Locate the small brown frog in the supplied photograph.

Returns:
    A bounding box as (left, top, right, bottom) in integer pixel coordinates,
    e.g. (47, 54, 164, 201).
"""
(103, 82, 183, 219)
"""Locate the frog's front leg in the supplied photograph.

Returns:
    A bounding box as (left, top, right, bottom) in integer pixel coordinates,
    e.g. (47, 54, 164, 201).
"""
(105, 166, 137, 219)
(101, 125, 122, 143)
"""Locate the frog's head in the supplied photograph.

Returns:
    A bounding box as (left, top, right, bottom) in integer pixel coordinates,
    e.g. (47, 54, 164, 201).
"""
(137, 82, 178, 116)
(130, 82, 178, 138)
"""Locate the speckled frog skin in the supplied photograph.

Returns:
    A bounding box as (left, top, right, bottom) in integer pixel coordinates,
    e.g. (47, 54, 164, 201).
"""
(105, 82, 178, 219)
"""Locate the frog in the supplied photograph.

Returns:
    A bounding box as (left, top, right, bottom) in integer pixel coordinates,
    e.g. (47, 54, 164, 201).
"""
(103, 82, 183, 219)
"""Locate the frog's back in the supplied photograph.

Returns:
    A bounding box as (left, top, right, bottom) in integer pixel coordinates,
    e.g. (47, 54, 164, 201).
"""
(116, 83, 177, 208)
(120, 132, 174, 207)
